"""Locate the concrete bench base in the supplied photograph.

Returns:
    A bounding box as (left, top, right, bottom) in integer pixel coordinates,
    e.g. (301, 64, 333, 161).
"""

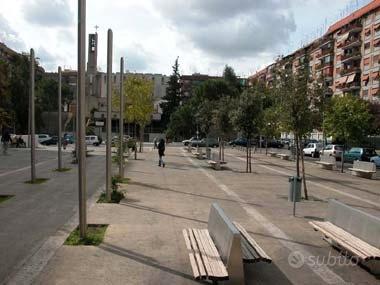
(277, 154, 290, 160)
(315, 161, 334, 170)
(348, 168, 375, 179)
(268, 152, 277, 157)
(207, 160, 221, 170)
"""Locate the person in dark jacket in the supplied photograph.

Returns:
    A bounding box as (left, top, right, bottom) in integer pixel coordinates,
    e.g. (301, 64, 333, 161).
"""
(157, 138, 165, 167)
(1, 127, 11, 155)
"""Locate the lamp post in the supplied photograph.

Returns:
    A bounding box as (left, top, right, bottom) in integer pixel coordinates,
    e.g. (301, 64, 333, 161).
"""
(77, 0, 87, 238)
(58, 66, 63, 170)
(119, 57, 124, 179)
(106, 29, 113, 201)
(30, 48, 36, 183)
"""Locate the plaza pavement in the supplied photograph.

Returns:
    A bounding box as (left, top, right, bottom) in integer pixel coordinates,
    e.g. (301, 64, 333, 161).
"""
(12, 146, 380, 285)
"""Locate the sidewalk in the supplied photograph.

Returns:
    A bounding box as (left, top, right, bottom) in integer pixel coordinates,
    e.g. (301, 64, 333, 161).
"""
(31, 146, 379, 285)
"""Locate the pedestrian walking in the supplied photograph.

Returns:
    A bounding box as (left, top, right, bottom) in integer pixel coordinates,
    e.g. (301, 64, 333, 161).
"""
(1, 127, 11, 155)
(157, 138, 165, 167)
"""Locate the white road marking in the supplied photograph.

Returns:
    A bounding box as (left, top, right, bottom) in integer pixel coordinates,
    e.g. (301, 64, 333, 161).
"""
(0, 159, 57, 178)
(183, 150, 347, 285)
(229, 154, 380, 209)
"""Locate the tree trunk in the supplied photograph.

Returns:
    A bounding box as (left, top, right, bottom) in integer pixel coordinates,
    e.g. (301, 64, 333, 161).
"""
(295, 134, 300, 177)
(246, 142, 249, 173)
(249, 140, 252, 173)
(139, 124, 144, 153)
(300, 140, 309, 200)
(218, 137, 221, 161)
(265, 137, 268, 155)
(222, 141, 225, 162)
(134, 122, 137, 139)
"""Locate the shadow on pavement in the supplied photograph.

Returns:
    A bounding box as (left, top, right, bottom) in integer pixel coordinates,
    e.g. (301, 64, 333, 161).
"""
(99, 243, 206, 283)
(128, 180, 263, 208)
(245, 262, 293, 285)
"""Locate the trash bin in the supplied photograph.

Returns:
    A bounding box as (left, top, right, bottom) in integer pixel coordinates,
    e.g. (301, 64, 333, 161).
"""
(288, 176, 302, 202)
(206, 148, 211, 159)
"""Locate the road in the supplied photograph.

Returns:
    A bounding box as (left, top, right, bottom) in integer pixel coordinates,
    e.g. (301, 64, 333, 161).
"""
(0, 147, 106, 282)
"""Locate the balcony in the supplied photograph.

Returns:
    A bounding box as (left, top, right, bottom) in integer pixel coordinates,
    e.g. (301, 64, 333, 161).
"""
(316, 48, 333, 59)
(315, 61, 333, 71)
(339, 22, 362, 34)
(341, 81, 361, 92)
(341, 51, 361, 63)
(342, 38, 361, 49)
(340, 66, 361, 76)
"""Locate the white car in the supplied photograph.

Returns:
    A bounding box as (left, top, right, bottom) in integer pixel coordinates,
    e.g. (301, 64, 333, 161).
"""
(303, 143, 323, 158)
(37, 134, 51, 143)
(370, 155, 380, 168)
(321, 144, 343, 160)
(85, 135, 100, 146)
(182, 137, 195, 146)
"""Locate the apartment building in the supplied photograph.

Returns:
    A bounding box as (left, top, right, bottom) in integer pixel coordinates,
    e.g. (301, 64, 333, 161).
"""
(249, 0, 380, 103)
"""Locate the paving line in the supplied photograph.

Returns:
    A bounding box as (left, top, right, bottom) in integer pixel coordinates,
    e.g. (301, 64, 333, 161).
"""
(0, 159, 57, 178)
(228, 154, 380, 209)
(183, 150, 347, 285)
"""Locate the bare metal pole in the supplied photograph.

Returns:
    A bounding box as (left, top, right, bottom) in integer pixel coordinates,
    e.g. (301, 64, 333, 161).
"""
(30, 48, 36, 183)
(119, 57, 124, 178)
(78, 0, 87, 238)
(106, 29, 113, 201)
(58, 66, 63, 170)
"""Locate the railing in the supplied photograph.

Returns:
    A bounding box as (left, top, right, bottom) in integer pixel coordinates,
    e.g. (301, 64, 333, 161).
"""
(341, 51, 361, 61)
(342, 38, 361, 49)
(340, 67, 360, 76)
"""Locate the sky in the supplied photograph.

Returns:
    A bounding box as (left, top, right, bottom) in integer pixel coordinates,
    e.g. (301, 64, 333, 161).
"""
(0, 0, 372, 77)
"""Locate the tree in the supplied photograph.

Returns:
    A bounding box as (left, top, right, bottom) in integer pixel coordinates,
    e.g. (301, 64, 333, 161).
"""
(230, 88, 263, 172)
(114, 75, 154, 152)
(262, 106, 281, 155)
(160, 57, 181, 129)
(278, 58, 315, 199)
(0, 59, 11, 129)
(324, 94, 372, 147)
(223, 65, 241, 92)
(166, 103, 197, 140)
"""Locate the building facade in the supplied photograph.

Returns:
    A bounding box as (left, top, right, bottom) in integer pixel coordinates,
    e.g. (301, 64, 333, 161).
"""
(249, 0, 380, 104)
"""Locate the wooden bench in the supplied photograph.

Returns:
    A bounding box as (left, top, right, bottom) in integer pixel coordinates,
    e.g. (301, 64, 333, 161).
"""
(268, 151, 277, 157)
(276, 153, 290, 160)
(207, 153, 228, 170)
(348, 160, 376, 179)
(183, 203, 271, 284)
(315, 155, 335, 170)
(310, 199, 380, 274)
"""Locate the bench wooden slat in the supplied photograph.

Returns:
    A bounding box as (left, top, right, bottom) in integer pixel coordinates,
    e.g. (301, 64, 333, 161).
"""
(199, 229, 228, 279)
(241, 238, 258, 262)
(191, 229, 215, 278)
(316, 221, 380, 257)
(182, 229, 192, 250)
(310, 221, 380, 261)
(186, 229, 207, 278)
(188, 253, 201, 279)
(234, 222, 272, 263)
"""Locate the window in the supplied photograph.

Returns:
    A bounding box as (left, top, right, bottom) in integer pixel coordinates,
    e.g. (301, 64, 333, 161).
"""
(364, 57, 371, 66)
(374, 54, 380, 65)
(336, 67, 341, 74)
(363, 89, 369, 96)
(363, 74, 370, 86)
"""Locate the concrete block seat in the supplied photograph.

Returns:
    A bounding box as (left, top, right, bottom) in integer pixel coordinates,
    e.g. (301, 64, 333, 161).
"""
(310, 199, 380, 274)
(348, 161, 376, 179)
(276, 153, 290, 160)
(182, 203, 271, 284)
(315, 155, 335, 170)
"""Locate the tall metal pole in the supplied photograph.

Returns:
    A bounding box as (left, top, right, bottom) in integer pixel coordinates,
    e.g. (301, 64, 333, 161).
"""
(106, 29, 113, 201)
(58, 66, 63, 170)
(30, 48, 36, 183)
(78, 0, 87, 238)
(119, 57, 124, 179)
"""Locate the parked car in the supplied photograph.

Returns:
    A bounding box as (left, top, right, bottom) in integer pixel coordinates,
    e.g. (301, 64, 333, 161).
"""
(191, 138, 219, 148)
(265, 139, 284, 148)
(343, 147, 378, 163)
(229, 138, 248, 147)
(63, 134, 75, 144)
(182, 137, 196, 146)
(85, 135, 100, 146)
(321, 144, 343, 160)
(41, 136, 58, 145)
(303, 143, 323, 158)
(37, 134, 51, 143)
(370, 155, 380, 167)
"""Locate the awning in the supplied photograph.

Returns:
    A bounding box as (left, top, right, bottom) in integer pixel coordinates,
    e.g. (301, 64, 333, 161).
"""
(372, 71, 379, 79)
(346, 73, 356, 83)
(365, 28, 371, 35)
(374, 39, 380, 46)
(374, 23, 380, 30)
(362, 74, 370, 81)
(372, 88, 379, 95)
(363, 57, 371, 65)
(340, 33, 350, 42)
